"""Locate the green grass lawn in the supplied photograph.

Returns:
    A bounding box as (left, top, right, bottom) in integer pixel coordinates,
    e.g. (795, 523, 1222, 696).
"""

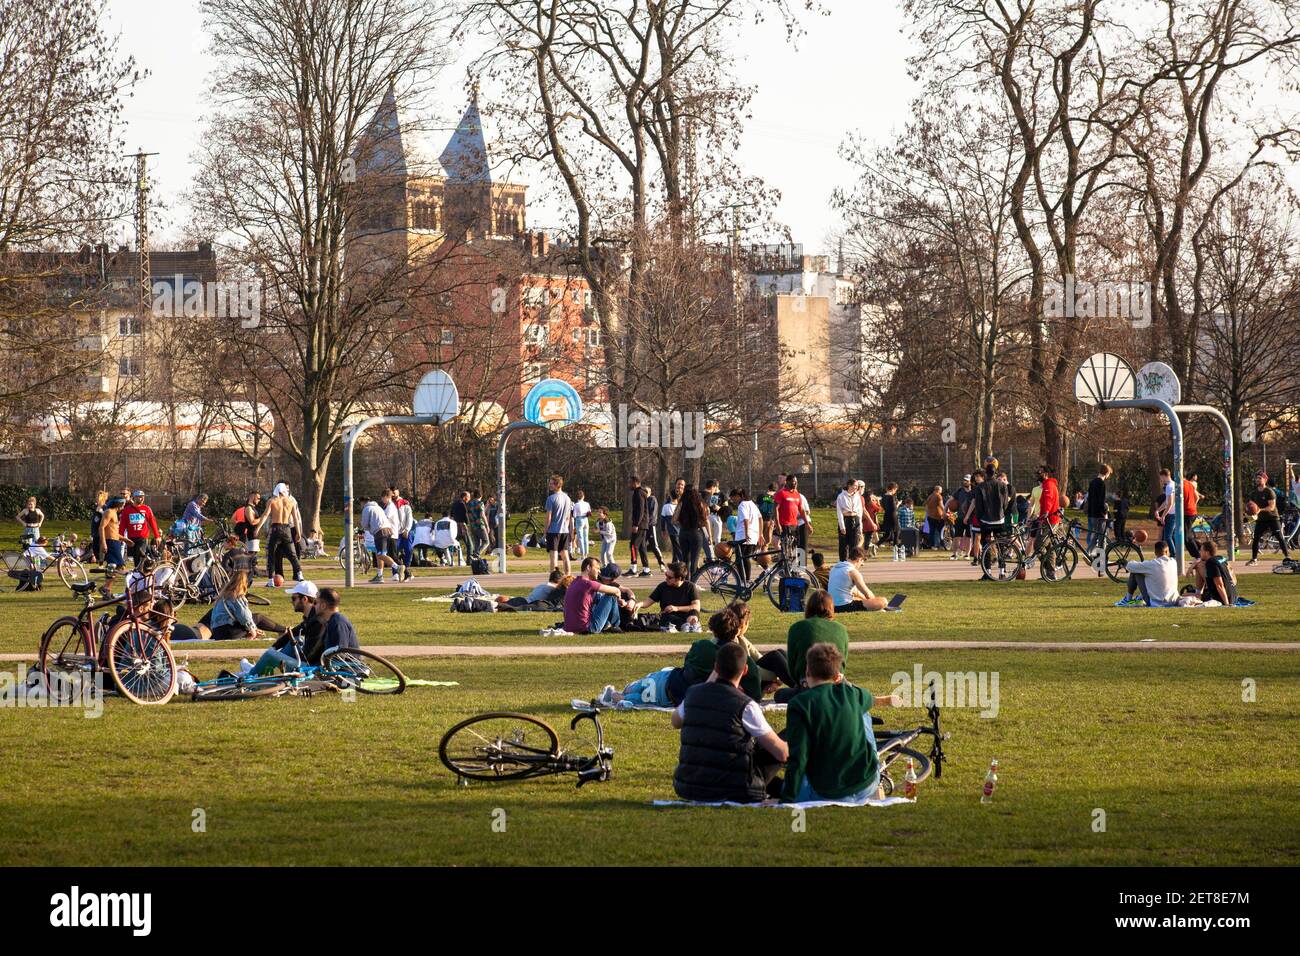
(1, 650, 1296, 866)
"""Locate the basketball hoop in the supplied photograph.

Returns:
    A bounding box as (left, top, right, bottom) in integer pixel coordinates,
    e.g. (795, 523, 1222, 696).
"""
(1073, 352, 1136, 408)
(413, 370, 460, 424)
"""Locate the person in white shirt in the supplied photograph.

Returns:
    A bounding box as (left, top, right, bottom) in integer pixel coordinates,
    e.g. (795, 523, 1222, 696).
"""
(827, 547, 888, 612)
(359, 495, 398, 583)
(729, 488, 762, 582)
(544, 474, 574, 574)
(23, 538, 53, 571)
(391, 486, 415, 576)
(596, 507, 618, 566)
(431, 511, 460, 565)
(1120, 540, 1179, 607)
(411, 513, 435, 565)
(1154, 467, 1178, 550)
(572, 490, 593, 556)
(835, 479, 863, 562)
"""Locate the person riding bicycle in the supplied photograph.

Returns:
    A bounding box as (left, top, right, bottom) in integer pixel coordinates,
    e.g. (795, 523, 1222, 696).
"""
(670, 641, 790, 803)
(780, 643, 903, 804)
(118, 490, 161, 569)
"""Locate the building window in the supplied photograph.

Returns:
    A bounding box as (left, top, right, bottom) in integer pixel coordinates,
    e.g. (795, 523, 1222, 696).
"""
(412, 199, 442, 231)
(523, 363, 544, 384)
(522, 286, 548, 307)
(523, 324, 548, 347)
(586, 328, 602, 348)
(440, 329, 454, 346)
(119, 314, 141, 336)
(118, 355, 141, 377)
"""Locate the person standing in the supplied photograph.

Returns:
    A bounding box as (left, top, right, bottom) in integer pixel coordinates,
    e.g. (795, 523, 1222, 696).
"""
(773, 475, 804, 556)
(643, 486, 665, 573)
(1182, 472, 1202, 561)
(360, 494, 397, 583)
(924, 484, 946, 551)
(89, 491, 108, 564)
(572, 489, 592, 556)
(733, 488, 761, 583)
(972, 459, 1008, 557)
(758, 484, 777, 548)
(950, 476, 973, 561)
(465, 489, 488, 559)
(1085, 464, 1111, 554)
(673, 483, 710, 578)
(100, 495, 125, 572)
(626, 476, 651, 575)
(263, 482, 306, 586)
(702, 479, 723, 561)
(544, 475, 573, 575)
(393, 486, 415, 569)
(118, 490, 160, 569)
(15, 496, 44, 546)
(835, 479, 863, 562)
(182, 493, 211, 529)
(450, 491, 471, 550)
(1153, 467, 1177, 551)
(878, 482, 899, 549)
(1246, 470, 1292, 566)
(660, 489, 681, 563)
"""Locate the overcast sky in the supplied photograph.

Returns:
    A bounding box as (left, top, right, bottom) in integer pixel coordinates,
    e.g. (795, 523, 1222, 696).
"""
(102, 0, 916, 256)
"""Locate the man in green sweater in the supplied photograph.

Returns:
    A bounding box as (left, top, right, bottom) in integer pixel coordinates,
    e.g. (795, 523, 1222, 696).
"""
(781, 643, 901, 803)
(784, 591, 850, 694)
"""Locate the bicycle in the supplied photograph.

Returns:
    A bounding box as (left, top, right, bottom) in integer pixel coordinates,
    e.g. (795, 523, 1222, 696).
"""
(337, 534, 373, 575)
(875, 680, 949, 796)
(1, 536, 91, 590)
(510, 507, 545, 548)
(190, 634, 406, 701)
(37, 579, 178, 705)
(692, 531, 819, 612)
(438, 708, 614, 787)
(1063, 517, 1143, 584)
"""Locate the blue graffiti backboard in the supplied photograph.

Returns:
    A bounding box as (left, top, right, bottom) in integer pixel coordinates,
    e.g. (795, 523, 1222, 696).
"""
(523, 378, 582, 429)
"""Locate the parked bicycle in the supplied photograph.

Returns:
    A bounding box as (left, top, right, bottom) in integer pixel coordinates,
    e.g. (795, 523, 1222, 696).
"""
(510, 507, 546, 548)
(692, 532, 819, 612)
(37, 579, 178, 705)
(438, 708, 614, 787)
(337, 533, 373, 575)
(875, 680, 949, 796)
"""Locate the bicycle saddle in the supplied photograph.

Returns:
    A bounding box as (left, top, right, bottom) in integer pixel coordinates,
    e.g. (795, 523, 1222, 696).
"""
(71, 581, 98, 595)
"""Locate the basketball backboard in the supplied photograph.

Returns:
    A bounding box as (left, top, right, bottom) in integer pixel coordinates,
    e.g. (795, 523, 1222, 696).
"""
(413, 370, 460, 423)
(1074, 353, 1136, 407)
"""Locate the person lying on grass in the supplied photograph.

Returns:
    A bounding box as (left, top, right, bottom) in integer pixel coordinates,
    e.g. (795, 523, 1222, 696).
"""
(1116, 540, 1178, 607)
(195, 570, 288, 641)
(496, 569, 570, 610)
(827, 546, 890, 612)
(781, 643, 903, 804)
(671, 642, 789, 804)
(664, 603, 792, 705)
(562, 557, 628, 634)
(631, 561, 702, 631)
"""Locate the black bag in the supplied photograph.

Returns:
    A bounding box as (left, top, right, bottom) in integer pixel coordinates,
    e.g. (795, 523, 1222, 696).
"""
(450, 593, 494, 613)
(469, 557, 490, 575)
(14, 569, 43, 592)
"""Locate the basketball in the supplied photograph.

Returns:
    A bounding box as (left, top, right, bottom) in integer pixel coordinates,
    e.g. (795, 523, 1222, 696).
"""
(715, 541, 732, 559)
(1246, 501, 1260, 516)
(1060, 493, 1069, 510)
(1016, 567, 1027, 580)
(512, 544, 527, 557)
(1132, 529, 1148, 544)
(273, 573, 284, 587)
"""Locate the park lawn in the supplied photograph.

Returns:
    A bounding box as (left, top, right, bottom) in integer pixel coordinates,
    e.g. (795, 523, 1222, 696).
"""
(0, 650, 1296, 866)
(1, 574, 1298, 658)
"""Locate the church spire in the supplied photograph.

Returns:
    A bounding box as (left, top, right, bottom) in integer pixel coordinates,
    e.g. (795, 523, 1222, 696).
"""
(439, 96, 491, 184)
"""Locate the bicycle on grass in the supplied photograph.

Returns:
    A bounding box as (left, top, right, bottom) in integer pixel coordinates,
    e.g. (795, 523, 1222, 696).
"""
(875, 680, 949, 796)
(510, 507, 546, 548)
(37, 579, 178, 705)
(438, 708, 613, 787)
(190, 633, 407, 701)
(692, 530, 819, 612)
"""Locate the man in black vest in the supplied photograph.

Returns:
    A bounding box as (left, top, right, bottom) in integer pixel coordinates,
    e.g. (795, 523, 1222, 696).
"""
(671, 643, 789, 802)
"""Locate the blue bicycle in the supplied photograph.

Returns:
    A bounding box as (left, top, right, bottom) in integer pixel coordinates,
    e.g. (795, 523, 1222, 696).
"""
(190, 633, 406, 701)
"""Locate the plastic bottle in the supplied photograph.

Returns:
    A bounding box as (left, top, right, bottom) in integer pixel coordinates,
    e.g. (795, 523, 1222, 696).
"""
(904, 758, 918, 798)
(981, 759, 998, 803)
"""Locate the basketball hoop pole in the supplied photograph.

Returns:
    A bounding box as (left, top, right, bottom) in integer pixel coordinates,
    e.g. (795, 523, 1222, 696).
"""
(1097, 398, 1186, 576)
(496, 420, 543, 574)
(1174, 404, 1235, 562)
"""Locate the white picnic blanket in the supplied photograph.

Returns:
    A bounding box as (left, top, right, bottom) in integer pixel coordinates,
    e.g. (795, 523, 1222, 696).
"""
(652, 796, 914, 809)
(572, 698, 786, 713)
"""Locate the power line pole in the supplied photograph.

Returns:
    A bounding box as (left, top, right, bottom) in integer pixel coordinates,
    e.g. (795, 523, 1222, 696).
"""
(130, 150, 158, 399)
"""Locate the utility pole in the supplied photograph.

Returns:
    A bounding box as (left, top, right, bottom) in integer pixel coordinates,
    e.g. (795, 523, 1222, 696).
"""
(128, 150, 158, 400)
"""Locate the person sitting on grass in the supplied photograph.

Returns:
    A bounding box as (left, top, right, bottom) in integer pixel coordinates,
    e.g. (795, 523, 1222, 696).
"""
(562, 557, 627, 634)
(665, 603, 787, 705)
(496, 570, 570, 610)
(1191, 540, 1238, 606)
(827, 546, 890, 612)
(671, 642, 789, 804)
(781, 644, 903, 804)
(778, 591, 850, 702)
(197, 571, 288, 641)
(251, 580, 323, 674)
(809, 550, 830, 588)
(1117, 540, 1178, 607)
(633, 561, 702, 632)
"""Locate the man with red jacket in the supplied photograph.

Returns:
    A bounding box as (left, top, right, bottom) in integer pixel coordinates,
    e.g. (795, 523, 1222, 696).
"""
(118, 489, 161, 569)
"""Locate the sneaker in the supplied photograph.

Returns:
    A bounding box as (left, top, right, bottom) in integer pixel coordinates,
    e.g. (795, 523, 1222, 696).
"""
(402, 568, 412, 581)
(263, 578, 277, 587)
(596, 685, 618, 708)
(949, 553, 958, 561)
(638, 569, 652, 577)
(370, 573, 384, 584)
(1246, 559, 1259, 566)
(237, 658, 254, 676)
(661, 624, 678, 633)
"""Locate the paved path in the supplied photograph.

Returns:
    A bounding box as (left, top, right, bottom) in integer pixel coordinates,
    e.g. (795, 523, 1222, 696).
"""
(6, 640, 1295, 662)
(305, 557, 1288, 591)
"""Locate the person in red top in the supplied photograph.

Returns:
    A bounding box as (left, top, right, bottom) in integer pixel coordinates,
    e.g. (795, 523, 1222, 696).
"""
(773, 476, 806, 552)
(1039, 466, 1062, 527)
(118, 489, 161, 569)
(1182, 472, 1201, 560)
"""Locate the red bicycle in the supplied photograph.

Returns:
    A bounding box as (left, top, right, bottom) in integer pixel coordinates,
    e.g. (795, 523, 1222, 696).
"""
(37, 579, 179, 705)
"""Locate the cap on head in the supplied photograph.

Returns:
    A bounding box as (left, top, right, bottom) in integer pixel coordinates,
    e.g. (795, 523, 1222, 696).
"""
(132, 489, 145, 498)
(599, 563, 622, 580)
(289, 580, 319, 598)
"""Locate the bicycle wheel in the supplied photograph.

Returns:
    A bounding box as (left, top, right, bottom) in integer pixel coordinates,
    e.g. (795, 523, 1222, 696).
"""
(321, 647, 406, 694)
(693, 560, 745, 612)
(246, 590, 272, 607)
(56, 555, 90, 589)
(104, 618, 177, 705)
(439, 712, 560, 781)
(764, 564, 818, 611)
(38, 616, 95, 704)
(980, 539, 1023, 582)
(191, 679, 291, 702)
(1038, 541, 1077, 582)
(877, 745, 932, 796)
(1105, 541, 1143, 584)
